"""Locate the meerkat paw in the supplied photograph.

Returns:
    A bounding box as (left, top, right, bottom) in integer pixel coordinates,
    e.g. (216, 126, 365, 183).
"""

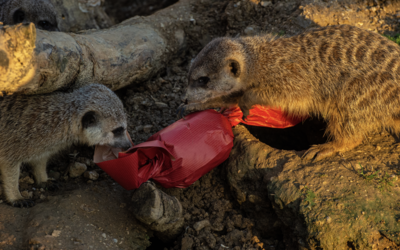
(302, 143, 336, 162)
(241, 108, 250, 121)
(10, 199, 35, 208)
(176, 103, 201, 119)
(238, 101, 251, 121)
(176, 103, 188, 119)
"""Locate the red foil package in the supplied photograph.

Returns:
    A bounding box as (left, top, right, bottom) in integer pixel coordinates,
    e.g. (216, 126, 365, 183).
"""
(94, 106, 305, 190)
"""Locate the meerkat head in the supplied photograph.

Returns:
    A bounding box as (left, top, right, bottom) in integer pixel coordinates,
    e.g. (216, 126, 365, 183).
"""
(5, 0, 59, 31)
(183, 38, 248, 105)
(77, 84, 132, 150)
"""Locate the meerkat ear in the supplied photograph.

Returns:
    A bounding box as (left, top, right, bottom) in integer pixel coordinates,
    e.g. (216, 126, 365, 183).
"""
(82, 111, 97, 129)
(13, 9, 25, 24)
(228, 60, 241, 78)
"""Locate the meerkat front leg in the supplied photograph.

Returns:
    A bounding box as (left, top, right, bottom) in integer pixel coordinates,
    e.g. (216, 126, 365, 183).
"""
(176, 98, 236, 119)
(30, 157, 58, 191)
(0, 160, 35, 207)
(238, 88, 271, 120)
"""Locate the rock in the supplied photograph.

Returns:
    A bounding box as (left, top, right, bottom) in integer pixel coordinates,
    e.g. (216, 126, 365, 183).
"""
(69, 162, 87, 178)
(155, 102, 169, 108)
(143, 125, 153, 133)
(225, 229, 246, 247)
(51, 230, 61, 237)
(19, 176, 35, 184)
(21, 190, 33, 199)
(181, 236, 193, 250)
(193, 219, 211, 231)
(226, 125, 400, 249)
(132, 182, 184, 242)
(260, 1, 271, 7)
(84, 171, 99, 181)
(244, 26, 256, 36)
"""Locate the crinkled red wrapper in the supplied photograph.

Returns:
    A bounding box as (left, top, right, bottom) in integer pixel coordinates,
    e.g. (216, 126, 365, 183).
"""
(94, 106, 305, 190)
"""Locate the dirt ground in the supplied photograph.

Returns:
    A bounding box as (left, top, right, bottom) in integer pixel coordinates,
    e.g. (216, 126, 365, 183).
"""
(2, 0, 400, 249)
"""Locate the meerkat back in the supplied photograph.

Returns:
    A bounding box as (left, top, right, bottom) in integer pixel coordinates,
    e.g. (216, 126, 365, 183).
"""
(179, 25, 400, 161)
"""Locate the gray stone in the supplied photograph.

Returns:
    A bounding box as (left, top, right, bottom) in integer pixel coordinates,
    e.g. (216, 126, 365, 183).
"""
(143, 125, 153, 133)
(193, 219, 211, 231)
(69, 162, 87, 178)
(84, 171, 99, 181)
(132, 182, 184, 242)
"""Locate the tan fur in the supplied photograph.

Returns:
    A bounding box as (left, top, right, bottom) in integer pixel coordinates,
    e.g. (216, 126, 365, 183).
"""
(0, 84, 131, 207)
(0, 0, 58, 31)
(179, 25, 400, 161)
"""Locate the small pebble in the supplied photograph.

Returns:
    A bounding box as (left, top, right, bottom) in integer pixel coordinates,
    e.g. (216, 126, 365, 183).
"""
(19, 176, 35, 184)
(155, 102, 168, 108)
(40, 194, 46, 200)
(113, 239, 118, 243)
(102, 233, 107, 239)
(193, 219, 211, 231)
(52, 230, 61, 237)
(21, 190, 33, 199)
(143, 125, 153, 133)
(69, 162, 87, 178)
(326, 216, 332, 223)
(244, 26, 256, 35)
(261, 1, 271, 7)
(84, 171, 99, 181)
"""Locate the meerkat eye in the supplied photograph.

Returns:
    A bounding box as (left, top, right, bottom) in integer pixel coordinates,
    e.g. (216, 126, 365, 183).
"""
(38, 20, 53, 31)
(112, 127, 125, 137)
(197, 77, 210, 86)
(228, 60, 241, 77)
(82, 111, 97, 129)
(13, 9, 25, 23)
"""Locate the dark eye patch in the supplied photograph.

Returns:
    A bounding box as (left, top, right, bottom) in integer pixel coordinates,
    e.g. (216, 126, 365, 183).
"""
(13, 9, 25, 24)
(82, 111, 97, 129)
(38, 20, 54, 31)
(112, 127, 125, 136)
(197, 77, 210, 87)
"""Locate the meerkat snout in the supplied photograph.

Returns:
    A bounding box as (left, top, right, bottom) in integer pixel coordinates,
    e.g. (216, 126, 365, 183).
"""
(80, 108, 132, 150)
(0, 0, 59, 31)
(185, 39, 245, 104)
(176, 38, 248, 118)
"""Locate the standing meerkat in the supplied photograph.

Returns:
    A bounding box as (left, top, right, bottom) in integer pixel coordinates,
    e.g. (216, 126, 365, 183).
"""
(0, 0, 58, 31)
(0, 84, 131, 207)
(178, 25, 400, 161)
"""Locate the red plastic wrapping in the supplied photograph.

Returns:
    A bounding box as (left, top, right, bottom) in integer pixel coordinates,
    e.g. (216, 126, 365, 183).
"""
(94, 106, 306, 190)
(95, 110, 234, 190)
(223, 105, 305, 128)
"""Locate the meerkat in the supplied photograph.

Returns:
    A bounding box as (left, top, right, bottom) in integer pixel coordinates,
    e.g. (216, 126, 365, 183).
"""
(0, 83, 131, 207)
(177, 24, 400, 161)
(0, 0, 58, 31)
